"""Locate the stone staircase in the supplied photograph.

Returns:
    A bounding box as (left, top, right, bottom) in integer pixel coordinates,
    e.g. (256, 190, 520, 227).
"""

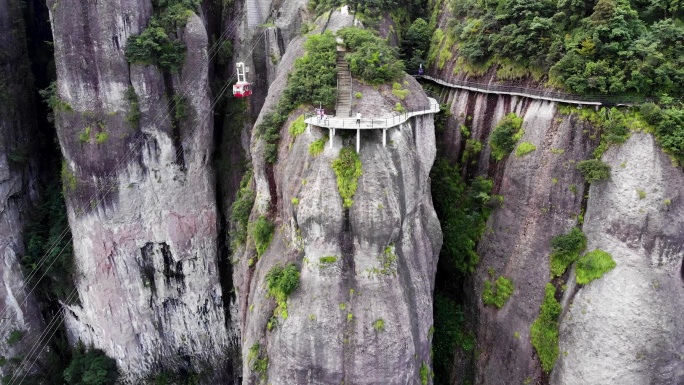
(335, 50, 352, 117)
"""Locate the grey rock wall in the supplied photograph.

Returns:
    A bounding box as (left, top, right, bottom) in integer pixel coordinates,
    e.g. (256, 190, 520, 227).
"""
(47, 0, 232, 380)
(552, 133, 684, 385)
(0, 0, 44, 377)
(236, 9, 442, 384)
(440, 90, 595, 384)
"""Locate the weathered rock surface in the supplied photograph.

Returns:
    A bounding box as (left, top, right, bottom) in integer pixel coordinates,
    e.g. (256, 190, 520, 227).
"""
(435, 85, 683, 385)
(0, 0, 44, 376)
(236, 9, 442, 384)
(48, 0, 233, 380)
(437, 88, 595, 384)
(553, 133, 684, 385)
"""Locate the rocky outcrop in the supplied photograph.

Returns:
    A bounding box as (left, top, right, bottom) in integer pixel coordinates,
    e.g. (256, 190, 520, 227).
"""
(236, 10, 442, 384)
(436, 88, 595, 384)
(0, 0, 44, 376)
(434, 68, 683, 385)
(553, 133, 684, 385)
(47, 0, 232, 380)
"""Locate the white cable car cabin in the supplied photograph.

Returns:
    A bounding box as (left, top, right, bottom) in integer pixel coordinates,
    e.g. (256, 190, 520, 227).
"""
(233, 62, 252, 98)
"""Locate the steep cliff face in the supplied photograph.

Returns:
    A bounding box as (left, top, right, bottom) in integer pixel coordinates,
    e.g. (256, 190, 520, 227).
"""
(553, 133, 684, 385)
(0, 0, 44, 375)
(436, 89, 593, 383)
(427, 0, 684, 381)
(436, 83, 684, 385)
(235, 11, 442, 384)
(48, 0, 232, 379)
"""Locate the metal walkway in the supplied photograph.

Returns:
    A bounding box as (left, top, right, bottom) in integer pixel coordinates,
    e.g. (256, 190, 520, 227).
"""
(416, 75, 646, 107)
(304, 97, 440, 152)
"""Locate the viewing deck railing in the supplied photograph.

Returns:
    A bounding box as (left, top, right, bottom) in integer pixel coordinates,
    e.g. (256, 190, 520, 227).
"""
(305, 98, 440, 130)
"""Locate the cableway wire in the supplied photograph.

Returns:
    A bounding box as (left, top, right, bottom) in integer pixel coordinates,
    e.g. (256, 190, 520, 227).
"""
(8, 26, 269, 385)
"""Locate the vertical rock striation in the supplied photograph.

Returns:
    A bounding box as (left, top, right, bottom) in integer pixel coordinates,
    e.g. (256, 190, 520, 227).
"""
(437, 89, 595, 384)
(553, 133, 684, 385)
(48, 0, 230, 380)
(0, 0, 44, 376)
(236, 11, 442, 383)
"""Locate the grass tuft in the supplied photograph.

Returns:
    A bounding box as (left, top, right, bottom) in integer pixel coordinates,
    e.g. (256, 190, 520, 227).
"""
(549, 228, 587, 277)
(515, 142, 536, 157)
(482, 276, 514, 308)
(575, 249, 616, 285)
(530, 283, 561, 373)
(332, 147, 362, 208)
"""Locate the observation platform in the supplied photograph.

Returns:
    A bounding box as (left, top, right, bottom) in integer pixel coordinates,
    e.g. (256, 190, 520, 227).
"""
(304, 97, 440, 152)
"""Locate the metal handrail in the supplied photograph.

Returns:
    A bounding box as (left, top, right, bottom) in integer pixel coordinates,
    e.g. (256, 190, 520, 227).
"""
(416, 74, 659, 106)
(348, 67, 353, 117)
(306, 98, 441, 129)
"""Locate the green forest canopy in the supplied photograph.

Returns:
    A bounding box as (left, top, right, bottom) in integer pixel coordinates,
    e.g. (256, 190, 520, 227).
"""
(446, 0, 684, 97)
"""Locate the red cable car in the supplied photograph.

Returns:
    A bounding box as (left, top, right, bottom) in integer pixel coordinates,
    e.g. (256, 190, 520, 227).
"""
(232, 62, 252, 98)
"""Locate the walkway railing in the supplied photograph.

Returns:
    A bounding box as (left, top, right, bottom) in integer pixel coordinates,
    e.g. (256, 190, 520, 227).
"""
(305, 97, 440, 130)
(304, 97, 440, 152)
(417, 74, 653, 107)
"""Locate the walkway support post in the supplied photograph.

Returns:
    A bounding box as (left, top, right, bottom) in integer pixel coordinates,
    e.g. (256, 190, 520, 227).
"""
(307, 123, 311, 135)
(383, 128, 386, 147)
(329, 128, 334, 149)
(356, 128, 360, 152)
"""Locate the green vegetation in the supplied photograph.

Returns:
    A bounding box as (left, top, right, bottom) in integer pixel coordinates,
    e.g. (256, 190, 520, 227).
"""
(515, 142, 536, 157)
(420, 362, 429, 385)
(355, 92, 363, 99)
(265, 263, 300, 319)
(252, 216, 275, 257)
(337, 27, 405, 85)
(430, 160, 494, 275)
(640, 103, 684, 164)
(530, 283, 561, 373)
(394, 102, 406, 113)
(291, 197, 299, 205)
(462, 138, 483, 165)
(228, 171, 255, 249)
(575, 249, 616, 285)
(373, 318, 385, 332)
(331, 147, 363, 208)
(39, 81, 73, 122)
(247, 343, 269, 377)
(6, 330, 23, 346)
(549, 228, 587, 277)
(283, 32, 338, 108)
(490, 113, 524, 161)
(124, 87, 141, 128)
(95, 132, 109, 144)
(289, 114, 307, 137)
(447, 0, 684, 98)
(79, 126, 91, 143)
(63, 346, 119, 385)
(319, 256, 337, 264)
(402, 17, 431, 72)
(433, 293, 474, 382)
(257, 32, 338, 164)
(637, 189, 646, 199)
(391, 82, 410, 100)
(482, 276, 514, 308)
(309, 138, 326, 156)
(125, 0, 200, 72)
(267, 316, 278, 331)
(576, 159, 611, 183)
(21, 182, 75, 301)
(217, 40, 233, 66)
